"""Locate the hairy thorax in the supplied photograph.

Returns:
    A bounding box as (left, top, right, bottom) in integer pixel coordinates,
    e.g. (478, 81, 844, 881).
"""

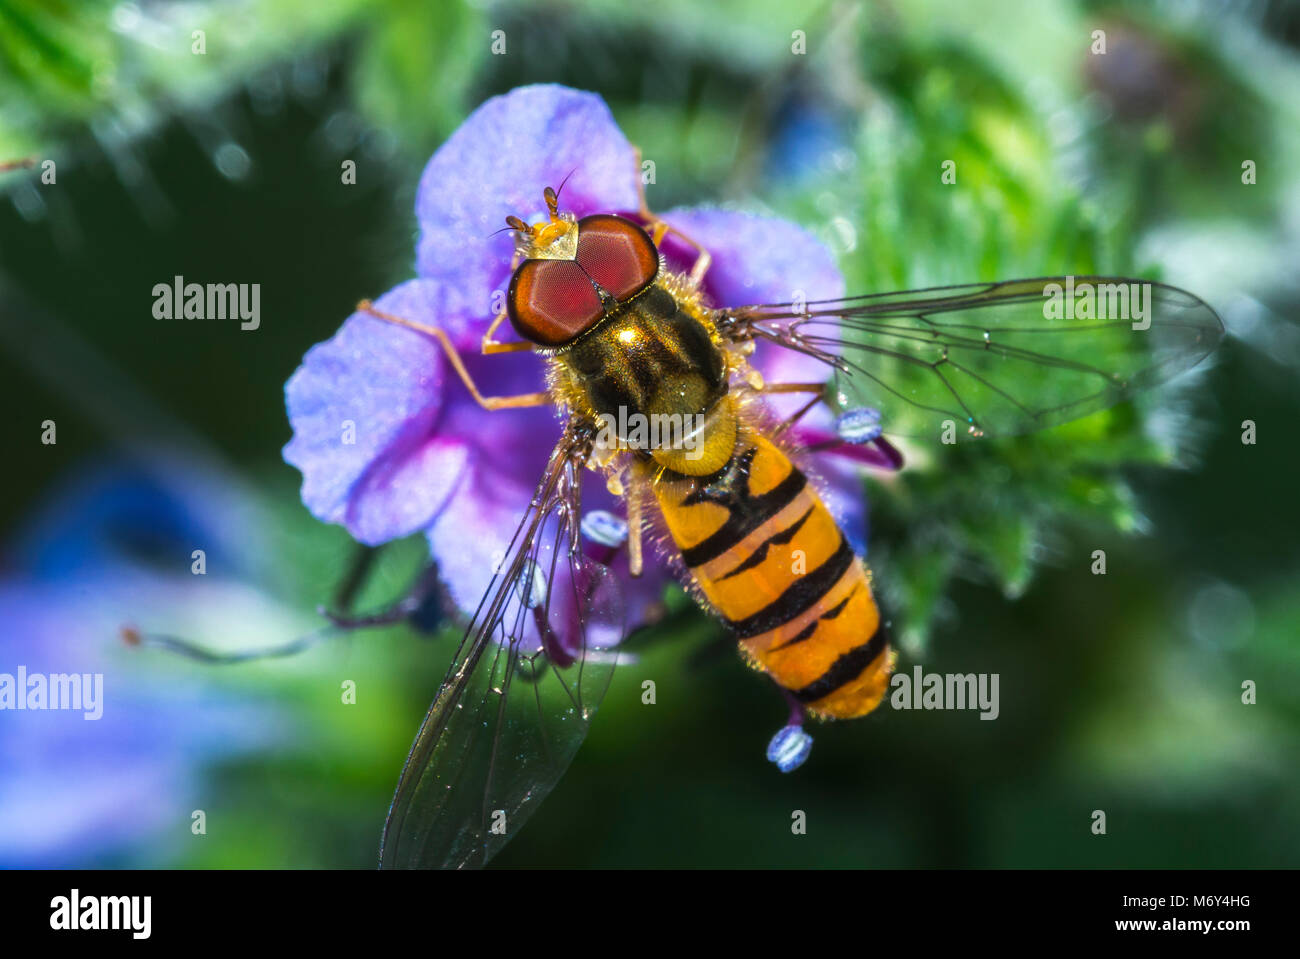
(551, 277, 740, 476)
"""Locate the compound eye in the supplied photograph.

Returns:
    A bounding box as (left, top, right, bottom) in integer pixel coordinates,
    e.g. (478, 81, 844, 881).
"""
(507, 258, 604, 347)
(575, 214, 659, 302)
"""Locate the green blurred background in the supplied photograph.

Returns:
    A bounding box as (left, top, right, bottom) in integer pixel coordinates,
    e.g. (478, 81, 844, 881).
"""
(1, 0, 1298, 867)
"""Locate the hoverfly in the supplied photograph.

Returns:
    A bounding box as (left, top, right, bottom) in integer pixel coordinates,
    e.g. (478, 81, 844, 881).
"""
(125, 160, 1222, 869)
(343, 169, 1223, 869)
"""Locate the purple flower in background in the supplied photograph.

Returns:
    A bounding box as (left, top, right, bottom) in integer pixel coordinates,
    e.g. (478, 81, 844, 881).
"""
(0, 462, 287, 867)
(284, 84, 867, 627)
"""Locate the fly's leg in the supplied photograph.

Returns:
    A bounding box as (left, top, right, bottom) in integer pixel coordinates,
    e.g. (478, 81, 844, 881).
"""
(774, 394, 826, 438)
(755, 379, 903, 470)
(626, 486, 645, 577)
(762, 382, 827, 395)
(741, 380, 826, 436)
(358, 301, 549, 411)
(653, 220, 713, 290)
(481, 310, 532, 354)
(593, 463, 644, 577)
(481, 248, 533, 355)
(633, 146, 712, 288)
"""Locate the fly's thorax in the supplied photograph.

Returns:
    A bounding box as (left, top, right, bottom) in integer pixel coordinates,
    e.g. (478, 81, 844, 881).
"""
(559, 283, 735, 474)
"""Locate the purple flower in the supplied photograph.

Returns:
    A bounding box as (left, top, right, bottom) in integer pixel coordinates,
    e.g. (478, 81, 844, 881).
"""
(0, 462, 286, 867)
(283, 84, 868, 630)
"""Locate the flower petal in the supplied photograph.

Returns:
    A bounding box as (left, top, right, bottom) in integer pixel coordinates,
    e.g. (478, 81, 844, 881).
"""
(415, 84, 641, 331)
(434, 346, 556, 462)
(345, 437, 470, 545)
(428, 462, 673, 644)
(426, 455, 538, 615)
(657, 207, 845, 308)
(283, 279, 465, 544)
(658, 207, 845, 412)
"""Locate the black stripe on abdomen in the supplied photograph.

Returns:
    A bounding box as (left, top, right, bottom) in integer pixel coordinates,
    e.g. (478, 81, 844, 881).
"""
(768, 587, 858, 652)
(726, 536, 855, 640)
(790, 626, 890, 704)
(679, 460, 806, 568)
(716, 505, 814, 582)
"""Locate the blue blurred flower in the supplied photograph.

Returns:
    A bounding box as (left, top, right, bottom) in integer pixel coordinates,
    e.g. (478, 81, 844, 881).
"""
(283, 84, 868, 627)
(765, 91, 852, 183)
(0, 461, 287, 867)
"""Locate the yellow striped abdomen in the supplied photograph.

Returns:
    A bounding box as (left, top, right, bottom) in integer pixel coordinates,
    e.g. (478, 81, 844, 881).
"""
(648, 431, 894, 719)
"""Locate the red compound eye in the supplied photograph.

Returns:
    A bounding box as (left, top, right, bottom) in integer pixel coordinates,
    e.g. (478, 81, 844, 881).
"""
(507, 258, 604, 347)
(505, 214, 659, 348)
(575, 214, 659, 302)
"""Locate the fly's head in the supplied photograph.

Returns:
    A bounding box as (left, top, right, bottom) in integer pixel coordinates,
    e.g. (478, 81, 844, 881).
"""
(505, 185, 579, 262)
(504, 186, 660, 349)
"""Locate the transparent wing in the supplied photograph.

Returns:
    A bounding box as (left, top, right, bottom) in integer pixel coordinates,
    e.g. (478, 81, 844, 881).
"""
(379, 428, 625, 869)
(722, 276, 1224, 438)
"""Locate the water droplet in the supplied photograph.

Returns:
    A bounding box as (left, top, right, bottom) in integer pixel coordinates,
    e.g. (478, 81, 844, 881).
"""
(11, 183, 46, 222)
(828, 216, 857, 254)
(1189, 581, 1254, 651)
(213, 142, 251, 181)
(323, 111, 361, 152)
(111, 3, 142, 33)
(291, 57, 326, 99)
(249, 70, 285, 116)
